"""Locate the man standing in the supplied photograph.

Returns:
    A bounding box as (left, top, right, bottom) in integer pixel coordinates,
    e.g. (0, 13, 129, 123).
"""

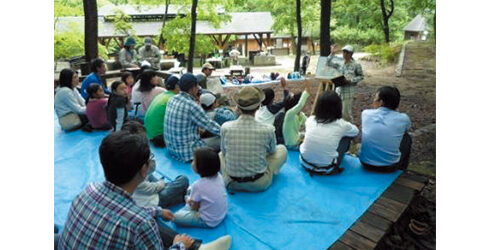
(229, 47, 240, 65)
(197, 63, 215, 89)
(139, 37, 162, 70)
(220, 86, 287, 192)
(80, 58, 109, 99)
(164, 73, 221, 162)
(359, 86, 412, 172)
(326, 44, 364, 122)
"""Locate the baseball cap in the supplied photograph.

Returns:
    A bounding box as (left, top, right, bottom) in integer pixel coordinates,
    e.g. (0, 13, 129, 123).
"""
(202, 63, 215, 70)
(144, 37, 152, 45)
(165, 75, 180, 90)
(342, 45, 354, 53)
(200, 92, 217, 108)
(178, 73, 197, 92)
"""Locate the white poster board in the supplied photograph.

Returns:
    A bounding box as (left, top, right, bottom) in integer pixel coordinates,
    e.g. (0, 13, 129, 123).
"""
(315, 56, 343, 80)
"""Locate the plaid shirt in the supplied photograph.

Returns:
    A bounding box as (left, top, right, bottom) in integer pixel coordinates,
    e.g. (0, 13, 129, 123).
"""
(326, 55, 364, 99)
(164, 92, 221, 162)
(221, 114, 277, 177)
(58, 181, 165, 250)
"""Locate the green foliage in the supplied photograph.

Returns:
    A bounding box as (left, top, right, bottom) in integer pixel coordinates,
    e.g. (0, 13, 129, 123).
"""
(54, 22, 108, 60)
(332, 26, 384, 46)
(112, 8, 135, 36)
(54, 0, 84, 16)
(162, 15, 217, 56)
(363, 41, 404, 64)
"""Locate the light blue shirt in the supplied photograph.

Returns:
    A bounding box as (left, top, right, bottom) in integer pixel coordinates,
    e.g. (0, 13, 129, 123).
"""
(359, 107, 411, 166)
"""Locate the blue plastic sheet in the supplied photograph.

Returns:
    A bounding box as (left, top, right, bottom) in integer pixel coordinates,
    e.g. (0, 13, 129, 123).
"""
(54, 119, 400, 249)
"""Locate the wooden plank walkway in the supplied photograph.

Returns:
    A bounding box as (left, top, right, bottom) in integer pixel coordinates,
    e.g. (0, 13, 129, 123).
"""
(329, 171, 429, 250)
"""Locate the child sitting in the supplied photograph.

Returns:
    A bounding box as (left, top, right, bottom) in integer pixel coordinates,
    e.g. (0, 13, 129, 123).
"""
(121, 120, 190, 209)
(255, 77, 289, 125)
(173, 147, 228, 228)
(107, 81, 129, 131)
(280, 79, 311, 148)
(85, 84, 111, 130)
(200, 92, 236, 126)
(121, 71, 135, 110)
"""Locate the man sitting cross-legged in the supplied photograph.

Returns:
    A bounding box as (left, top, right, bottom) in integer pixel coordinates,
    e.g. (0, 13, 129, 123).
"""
(57, 130, 231, 250)
(220, 86, 287, 192)
(359, 86, 412, 173)
(164, 73, 222, 162)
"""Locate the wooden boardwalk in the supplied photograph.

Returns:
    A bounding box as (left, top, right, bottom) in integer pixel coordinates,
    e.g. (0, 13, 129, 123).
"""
(329, 171, 429, 250)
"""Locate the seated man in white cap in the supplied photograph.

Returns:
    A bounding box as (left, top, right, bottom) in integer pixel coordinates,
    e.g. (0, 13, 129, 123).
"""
(219, 86, 287, 192)
(326, 44, 364, 122)
(139, 37, 162, 70)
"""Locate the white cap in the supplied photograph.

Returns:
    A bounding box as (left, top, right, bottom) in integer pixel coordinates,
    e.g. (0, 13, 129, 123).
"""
(140, 60, 151, 68)
(200, 93, 216, 108)
(342, 45, 354, 53)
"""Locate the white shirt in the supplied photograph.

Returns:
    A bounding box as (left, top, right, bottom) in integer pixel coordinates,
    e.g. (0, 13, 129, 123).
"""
(300, 116, 358, 166)
(54, 87, 86, 118)
(255, 106, 283, 125)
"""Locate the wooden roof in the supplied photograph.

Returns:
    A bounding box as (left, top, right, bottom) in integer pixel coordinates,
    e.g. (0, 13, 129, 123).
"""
(54, 12, 273, 38)
(98, 4, 225, 17)
(404, 14, 427, 32)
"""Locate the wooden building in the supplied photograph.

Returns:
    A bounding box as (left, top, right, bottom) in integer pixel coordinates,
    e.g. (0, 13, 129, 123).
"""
(404, 14, 428, 41)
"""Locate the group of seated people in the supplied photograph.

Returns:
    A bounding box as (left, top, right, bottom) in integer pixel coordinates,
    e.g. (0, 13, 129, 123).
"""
(54, 56, 412, 249)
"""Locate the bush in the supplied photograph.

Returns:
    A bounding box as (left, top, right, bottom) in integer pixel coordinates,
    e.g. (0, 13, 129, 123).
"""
(363, 41, 404, 64)
(54, 22, 108, 60)
(332, 26, 384, 46)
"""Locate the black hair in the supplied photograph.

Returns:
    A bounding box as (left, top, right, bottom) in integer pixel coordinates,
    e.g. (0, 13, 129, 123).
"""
(262, 88, 275, 106)
(59, 68, 77, 89)
(376, 86, 401, 110)
(111, 80, 125, 93)
(121, 72, 133, 85)
(284, 92, 302, 112)
(99, 130, 150, 186)
(121, 119, 146, 135)
(85, 83, 102, 104)
(90, 58, 105, 73)
(137, 69, 158, 92)
(314, 91, 342, 124)
(193, 147, 220, 178)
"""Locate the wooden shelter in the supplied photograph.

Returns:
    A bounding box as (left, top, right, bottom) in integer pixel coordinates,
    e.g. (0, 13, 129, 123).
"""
(404, 14, 427, 41)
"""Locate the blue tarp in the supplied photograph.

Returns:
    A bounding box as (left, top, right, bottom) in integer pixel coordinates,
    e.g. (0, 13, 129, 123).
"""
(54, 118, 400, 249)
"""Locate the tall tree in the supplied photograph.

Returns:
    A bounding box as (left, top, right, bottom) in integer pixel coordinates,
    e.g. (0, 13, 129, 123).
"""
(294, 0, 302, 72)
(319, 0, 331, 56)
(158, 0, 170, 47)
(83, 0, 98, 63)
(187, 0, 198, 73)
(380, 0, 394, 43)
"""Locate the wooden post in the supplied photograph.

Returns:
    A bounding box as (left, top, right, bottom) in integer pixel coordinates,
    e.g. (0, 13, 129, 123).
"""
(310, 80, 335, 116)
(245, 34, 248, 57)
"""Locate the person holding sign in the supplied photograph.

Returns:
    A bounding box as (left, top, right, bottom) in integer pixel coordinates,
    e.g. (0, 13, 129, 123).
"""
(326, 44, 364, 122)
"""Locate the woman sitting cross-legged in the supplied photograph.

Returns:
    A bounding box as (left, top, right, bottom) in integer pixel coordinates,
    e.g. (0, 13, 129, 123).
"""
(299, 91, 359, 175)
(54, 68, 90, 132)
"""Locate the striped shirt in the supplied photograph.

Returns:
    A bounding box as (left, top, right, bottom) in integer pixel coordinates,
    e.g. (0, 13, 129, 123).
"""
(221, 115, 277, 177)
(58, 181, 164, 250)
(164, 92, 221, 162)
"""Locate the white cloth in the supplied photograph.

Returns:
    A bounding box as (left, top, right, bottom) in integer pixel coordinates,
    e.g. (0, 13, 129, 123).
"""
(54, 87, 86, 118)
(132, 180, 166, 207)
(255, 106, 282, 125)
(299, 117, 358, 166)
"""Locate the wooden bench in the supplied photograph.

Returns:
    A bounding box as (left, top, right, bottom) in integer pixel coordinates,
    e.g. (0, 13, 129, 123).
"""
(328, 171, 429, 250)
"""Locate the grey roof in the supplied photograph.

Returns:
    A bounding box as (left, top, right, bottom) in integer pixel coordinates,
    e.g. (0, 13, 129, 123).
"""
(55, 12, 273, 37)
(98, 4, 225, 17)
(404, 14, 427, 32)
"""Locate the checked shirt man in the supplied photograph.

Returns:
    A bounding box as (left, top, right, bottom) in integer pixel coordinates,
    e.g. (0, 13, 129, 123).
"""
(326, 44, 364, 122)
(164, 73, 221, 162)
(220, 86, 287, 192)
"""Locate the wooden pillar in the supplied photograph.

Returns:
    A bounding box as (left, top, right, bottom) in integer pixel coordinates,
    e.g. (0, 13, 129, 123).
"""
(259, 33, 263, 50)
(245, 34, 248, 57)
(267, 33, 271, 48)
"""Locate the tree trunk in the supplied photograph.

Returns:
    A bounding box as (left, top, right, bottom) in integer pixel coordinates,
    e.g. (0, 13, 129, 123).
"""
(319, 0, 331, 56)
(83, 0, 98, 62)
(380, 0, 394, 43)
(187, 0, 198, 73)
(433, 10, 436, 41)
(294, 0, 302, 72)
(159, 0, 170, 48)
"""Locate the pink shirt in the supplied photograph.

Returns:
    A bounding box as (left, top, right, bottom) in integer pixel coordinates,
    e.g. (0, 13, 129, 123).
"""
(141, 87, 165, 113)
(86, 98, 109, 128)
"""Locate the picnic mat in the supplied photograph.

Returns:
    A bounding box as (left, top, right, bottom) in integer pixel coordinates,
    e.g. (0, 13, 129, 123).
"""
(54, 117, 401, 249)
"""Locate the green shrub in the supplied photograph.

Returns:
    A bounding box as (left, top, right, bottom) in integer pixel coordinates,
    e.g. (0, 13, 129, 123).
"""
(363, 41, 404, 64)
(54, 22, 108, 60)
(332, 26, 384, 46)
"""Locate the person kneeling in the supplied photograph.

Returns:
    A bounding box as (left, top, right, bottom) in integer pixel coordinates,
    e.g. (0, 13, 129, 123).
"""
(299, 91, 358, 175)
(359, 86, 412, 173)
(220, 87, 287, 192)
